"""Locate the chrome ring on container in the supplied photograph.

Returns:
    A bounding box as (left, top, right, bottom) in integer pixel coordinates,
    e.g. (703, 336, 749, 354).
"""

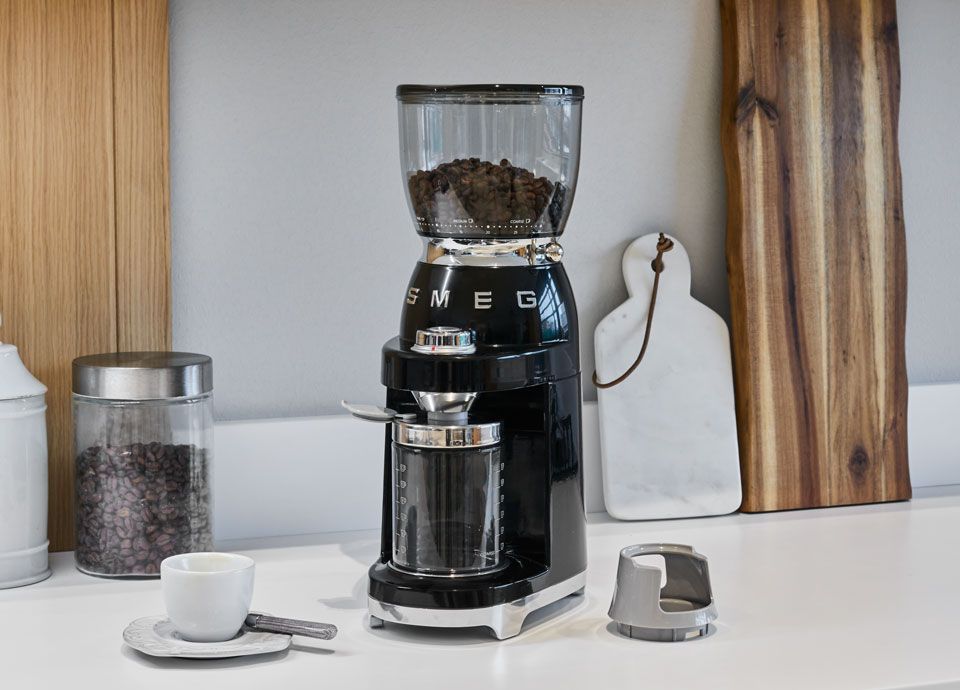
(421, 237, 564, 267)
(393, 420, 501, 449)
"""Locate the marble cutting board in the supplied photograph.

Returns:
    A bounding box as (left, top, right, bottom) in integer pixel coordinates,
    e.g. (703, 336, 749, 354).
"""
(595, 233, 741, 520)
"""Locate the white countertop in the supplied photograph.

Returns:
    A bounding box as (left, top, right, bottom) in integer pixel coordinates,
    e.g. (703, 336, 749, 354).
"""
(4, 487, 960, 690)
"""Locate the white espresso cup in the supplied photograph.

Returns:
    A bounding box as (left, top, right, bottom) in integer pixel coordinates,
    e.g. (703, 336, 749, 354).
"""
(160, 552, 255, 642)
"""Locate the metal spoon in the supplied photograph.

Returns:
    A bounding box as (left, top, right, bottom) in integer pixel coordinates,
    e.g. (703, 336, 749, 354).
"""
(245, 613, 338, 641)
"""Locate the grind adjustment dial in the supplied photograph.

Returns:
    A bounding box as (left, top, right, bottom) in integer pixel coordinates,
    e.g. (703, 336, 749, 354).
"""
(411, 326, 476, 355)
(541, 241, 564, 263)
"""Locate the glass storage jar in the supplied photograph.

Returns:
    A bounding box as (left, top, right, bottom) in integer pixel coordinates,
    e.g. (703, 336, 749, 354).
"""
(72, 352, 213, 577)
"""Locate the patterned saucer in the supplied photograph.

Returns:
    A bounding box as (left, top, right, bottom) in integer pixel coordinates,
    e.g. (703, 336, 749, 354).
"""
(123, 616, 291, 659)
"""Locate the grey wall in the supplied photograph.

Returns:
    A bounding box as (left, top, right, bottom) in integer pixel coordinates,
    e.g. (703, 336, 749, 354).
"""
(899, 1, 960, 386)
(170, 0, 960, 421)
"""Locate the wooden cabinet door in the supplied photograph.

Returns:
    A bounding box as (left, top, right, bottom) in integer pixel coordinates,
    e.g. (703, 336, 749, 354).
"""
(0, 0, 171, 551)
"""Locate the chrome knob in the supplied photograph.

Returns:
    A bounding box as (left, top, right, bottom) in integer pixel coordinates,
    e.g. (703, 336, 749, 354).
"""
(543, 241, 564, 263)
(411, 326, 476, 355)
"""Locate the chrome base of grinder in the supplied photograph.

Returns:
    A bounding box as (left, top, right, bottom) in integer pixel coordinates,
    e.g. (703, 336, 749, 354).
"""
(367, 571, 586, 640)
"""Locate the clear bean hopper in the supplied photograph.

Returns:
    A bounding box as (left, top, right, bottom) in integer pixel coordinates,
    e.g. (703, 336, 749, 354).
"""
(398, 84, 582, 239)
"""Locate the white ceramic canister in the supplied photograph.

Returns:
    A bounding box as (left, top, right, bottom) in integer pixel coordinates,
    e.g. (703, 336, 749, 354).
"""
(0, 342, 50, 588)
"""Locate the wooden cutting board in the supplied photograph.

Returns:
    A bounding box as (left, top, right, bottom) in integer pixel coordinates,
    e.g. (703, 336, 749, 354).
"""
(720, 0, 910, 511)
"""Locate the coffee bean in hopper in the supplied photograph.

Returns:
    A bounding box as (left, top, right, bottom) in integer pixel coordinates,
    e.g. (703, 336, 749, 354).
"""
(408, 158, 570, 236)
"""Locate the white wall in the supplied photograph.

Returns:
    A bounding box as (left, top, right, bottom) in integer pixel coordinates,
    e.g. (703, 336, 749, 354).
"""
(170, 0, 960, 421)
(213, 385, 960, 540)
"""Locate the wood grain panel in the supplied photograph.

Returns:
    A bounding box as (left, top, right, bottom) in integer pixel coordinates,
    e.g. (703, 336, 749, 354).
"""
(113, 0, 171, 351)
(0, 0, 171, 550)
(720, 0, 910, 511)
(1, 0, 118, 551)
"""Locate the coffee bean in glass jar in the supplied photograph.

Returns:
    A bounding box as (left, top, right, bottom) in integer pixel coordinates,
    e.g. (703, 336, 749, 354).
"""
(75, 442, 212, 576)
(407, 158, 570, 237)
(72, 352, 215, 578)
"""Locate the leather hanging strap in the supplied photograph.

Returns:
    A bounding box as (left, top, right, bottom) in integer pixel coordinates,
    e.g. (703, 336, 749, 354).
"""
(593, 233, 674, 389)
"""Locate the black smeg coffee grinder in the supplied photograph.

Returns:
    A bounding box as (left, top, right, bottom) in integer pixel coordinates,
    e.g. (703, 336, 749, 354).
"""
(345, 84, 586, 639)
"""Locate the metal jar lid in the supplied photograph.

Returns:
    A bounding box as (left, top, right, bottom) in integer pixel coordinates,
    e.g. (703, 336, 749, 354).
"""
(72, 352, 213, 401)
(393, 420, 501, 449)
